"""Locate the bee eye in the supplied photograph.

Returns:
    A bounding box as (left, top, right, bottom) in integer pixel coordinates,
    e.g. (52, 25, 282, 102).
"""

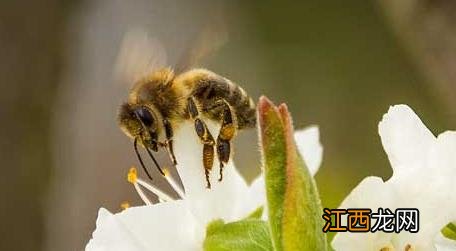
(135, 107, 154, 127)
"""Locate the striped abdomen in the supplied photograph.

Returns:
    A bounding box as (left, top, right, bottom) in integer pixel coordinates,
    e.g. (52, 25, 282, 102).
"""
(180, 69, 256, 129)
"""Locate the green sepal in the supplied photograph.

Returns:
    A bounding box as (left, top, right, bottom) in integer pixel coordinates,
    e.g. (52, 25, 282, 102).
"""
(258, 96, 328, 251)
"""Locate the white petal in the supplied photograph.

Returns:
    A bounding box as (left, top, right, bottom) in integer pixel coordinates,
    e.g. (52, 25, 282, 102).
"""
(435, 232, 456, 251)
(116, 202, 202, 251)
(425, 131, 456, 225)
(431, 131, 456, 190)
(332, 177, 394, 251)
(332, 232, 392, 251)
(334, 176, 445, 250)
(235, 174, 267, 220)
(86, 201, 203, 251)
(334, 105, 456, 251)
(378, 105, 435, 176)
(338, 176, 394, 209)
(294, 126, 323, 176)
(86, 208, 146, 251)
(173, 121, 251, 224)
(390, 131, 456, 244)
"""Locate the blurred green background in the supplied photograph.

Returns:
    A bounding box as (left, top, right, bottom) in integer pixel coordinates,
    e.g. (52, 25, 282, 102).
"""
(1, 0, 455, 250)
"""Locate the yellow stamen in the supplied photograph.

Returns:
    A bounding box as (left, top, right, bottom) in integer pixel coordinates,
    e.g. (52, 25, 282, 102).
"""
(120, 201, 130, 210)
(126, 167, 152, 205)
(126, 166, 176, 205)
(134, 182, 152, 205)
(127, 167, 137, 184)
(136, 178, 174, 202)
(380, 245, 394, 251)
(404, 244, 414, 251)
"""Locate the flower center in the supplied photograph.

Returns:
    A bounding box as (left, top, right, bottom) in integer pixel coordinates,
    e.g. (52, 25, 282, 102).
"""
(126, 166, 185, 205)
(379, 244, 414, 251)
(404, 244, 414, 251)
(380, 244, 394, 251)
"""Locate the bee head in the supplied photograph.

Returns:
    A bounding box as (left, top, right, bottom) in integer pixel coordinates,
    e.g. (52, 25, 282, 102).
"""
(118, 102, 160, 151)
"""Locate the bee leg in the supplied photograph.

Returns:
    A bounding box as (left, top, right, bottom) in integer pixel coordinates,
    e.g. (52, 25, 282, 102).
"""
(163, 119, 177, 165)
(187, 97, 215, 188)
(215, 99, 236, 182)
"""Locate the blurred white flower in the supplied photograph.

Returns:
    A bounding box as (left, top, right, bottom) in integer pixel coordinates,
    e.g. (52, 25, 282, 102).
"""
(85, 121, 323, 251)
(332, 105, 456, 251)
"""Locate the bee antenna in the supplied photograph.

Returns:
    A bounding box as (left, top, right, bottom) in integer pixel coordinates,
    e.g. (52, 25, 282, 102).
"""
(134, 138, 153, 180)
(145, 146, 166, 176)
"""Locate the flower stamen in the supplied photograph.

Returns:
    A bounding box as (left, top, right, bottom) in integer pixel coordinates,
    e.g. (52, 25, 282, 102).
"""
(380, 244, 394, 251)
(136, 178, 174, 202)
(163, 168, 185, 198)
(127, 167, 138, 183)
(120, 201, 130, 210)
(404, 244, 414, 251)
(128, 168, 153, 205)
(127, 167, 174, 203)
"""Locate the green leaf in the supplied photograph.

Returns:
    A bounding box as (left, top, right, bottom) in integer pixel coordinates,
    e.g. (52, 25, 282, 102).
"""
(442, 222, 456, 241)
(204, 219, 273, 251)
(258, 96, 328, 251)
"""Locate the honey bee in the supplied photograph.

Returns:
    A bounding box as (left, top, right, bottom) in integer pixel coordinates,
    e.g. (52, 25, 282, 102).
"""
(118, 68, 256, 188)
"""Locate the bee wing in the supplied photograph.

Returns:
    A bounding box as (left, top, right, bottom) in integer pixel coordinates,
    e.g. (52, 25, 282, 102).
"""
(114, 27, 168, 87)
(175, 15, 228, 73)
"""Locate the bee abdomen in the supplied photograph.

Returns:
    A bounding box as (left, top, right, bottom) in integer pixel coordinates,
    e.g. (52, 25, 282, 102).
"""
(191, 76, 256, 129)
(228, 84, 256, 129)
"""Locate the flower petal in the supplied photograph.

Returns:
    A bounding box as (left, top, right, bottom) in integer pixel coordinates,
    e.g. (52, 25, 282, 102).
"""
(338, 176, 394, 210)
(116, 202, 202, 250)
(85, 208, 146, 251)
(294, 126, 323, 176)
(435, 232, 456, 251)
(334, 105, 456, 251)
(390, 131, 456, 246)
(423, 131, 456, 227)
(173, 121, 251, 224)
(332, 177, 395, 251)
(87, 201, 203, 251)
(378, 105, 435, 176)
(237, 174, 267, 220)
(431, 131, 456, 192)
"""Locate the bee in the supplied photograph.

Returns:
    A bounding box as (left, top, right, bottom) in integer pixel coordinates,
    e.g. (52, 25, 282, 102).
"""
(118, 68, 256, 188)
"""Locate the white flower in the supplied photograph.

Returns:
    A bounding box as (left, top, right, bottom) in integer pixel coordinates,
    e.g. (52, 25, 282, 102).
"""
(332, 105, 456, 251)
(86, 121, 323, 251)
